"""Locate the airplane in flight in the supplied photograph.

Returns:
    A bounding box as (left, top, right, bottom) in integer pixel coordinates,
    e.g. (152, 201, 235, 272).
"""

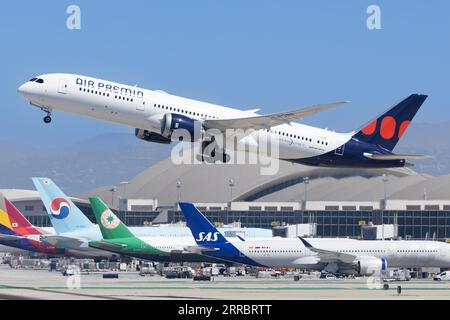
(18, 74, 429, 168)
(32, 177, 270, 254)
(88, 196, 235, 264)
(180, 202, 450, 275)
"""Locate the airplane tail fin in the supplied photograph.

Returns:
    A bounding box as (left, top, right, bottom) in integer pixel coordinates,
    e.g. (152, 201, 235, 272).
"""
(89, 197, 135, 240)
(0, 193, 41, 236)
(179, 202, 228, 247)
(32, 178, 94, 234)
(353, 94, 427, 151)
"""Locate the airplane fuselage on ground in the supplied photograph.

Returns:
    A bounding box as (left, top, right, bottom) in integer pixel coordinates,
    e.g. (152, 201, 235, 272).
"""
(179, 203, 450, 275)
(227, 238, 450, 273)
(18, 74, 427, 168)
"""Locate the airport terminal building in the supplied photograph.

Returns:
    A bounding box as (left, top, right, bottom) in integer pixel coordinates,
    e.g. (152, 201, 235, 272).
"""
(3, 157, 450, 241)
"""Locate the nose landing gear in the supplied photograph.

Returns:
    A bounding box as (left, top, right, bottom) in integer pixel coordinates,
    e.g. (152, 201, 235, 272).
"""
(40, 107, 52, 124)
(43, 115, 52, 124)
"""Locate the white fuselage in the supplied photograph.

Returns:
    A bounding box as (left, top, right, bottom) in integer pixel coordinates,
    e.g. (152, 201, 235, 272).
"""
(18, 73, 352, 161)
(225, 238, 450, 270)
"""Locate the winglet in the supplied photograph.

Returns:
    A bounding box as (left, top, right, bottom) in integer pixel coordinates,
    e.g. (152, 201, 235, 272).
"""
(298, 237, 313, 248)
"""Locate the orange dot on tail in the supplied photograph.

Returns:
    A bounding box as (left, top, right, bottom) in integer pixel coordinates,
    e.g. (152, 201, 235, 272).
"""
(380, 116, 397, 140)
(361, 119, 377, 135)
(398, 120, 411, 139)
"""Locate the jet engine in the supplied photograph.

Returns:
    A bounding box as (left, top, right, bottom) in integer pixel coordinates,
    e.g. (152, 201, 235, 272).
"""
(353, 257, 387, 276)
(161, 113, 203, 142)
(135, 128, 171, 144)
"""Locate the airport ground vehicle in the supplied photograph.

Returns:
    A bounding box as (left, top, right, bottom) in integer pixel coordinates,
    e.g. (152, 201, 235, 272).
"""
(433, 271, 450, 281)
(321, 273, 337, 280)
(61, 265, 78, 276)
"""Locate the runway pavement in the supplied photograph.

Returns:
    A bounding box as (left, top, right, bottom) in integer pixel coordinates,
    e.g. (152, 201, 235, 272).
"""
(0, 265, 448, 300)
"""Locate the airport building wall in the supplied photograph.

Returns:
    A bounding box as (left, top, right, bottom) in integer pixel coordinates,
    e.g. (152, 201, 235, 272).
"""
(167, 209, 449, 241)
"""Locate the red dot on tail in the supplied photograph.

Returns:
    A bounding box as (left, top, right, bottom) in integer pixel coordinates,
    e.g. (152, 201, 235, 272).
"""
(361, 119, 377, 135)
(380, 116, 397, 140)
(398, 120, 411, 139)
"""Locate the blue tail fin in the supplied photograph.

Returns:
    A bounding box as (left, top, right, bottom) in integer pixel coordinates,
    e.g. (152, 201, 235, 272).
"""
(179, 202, 265, 267)
(178, 202, 227, 247)
(353, 94, 427, 151)
(32, 178, 94, 234)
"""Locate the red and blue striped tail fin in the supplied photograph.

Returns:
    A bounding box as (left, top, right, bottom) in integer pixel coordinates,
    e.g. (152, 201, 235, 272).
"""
(0, 193, 42, 236)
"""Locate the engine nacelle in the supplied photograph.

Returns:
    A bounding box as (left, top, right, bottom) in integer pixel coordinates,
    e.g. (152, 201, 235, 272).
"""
(353, 257, 387, 276)
(135, 128, 171, 144)
(161, 113, 202, 142)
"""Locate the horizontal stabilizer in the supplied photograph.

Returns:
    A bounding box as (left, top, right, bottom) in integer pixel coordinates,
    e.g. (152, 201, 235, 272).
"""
(89, 240, 128, 250)
(0, 234, 25, 241)
(363, 152, 431, 161)
(183, 245, 219, 254)
(40, 235, 84, 249)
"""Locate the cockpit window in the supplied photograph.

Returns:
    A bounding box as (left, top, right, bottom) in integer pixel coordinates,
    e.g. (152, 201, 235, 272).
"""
(35, 79, 44, 84)
(29, 78, 37, 82)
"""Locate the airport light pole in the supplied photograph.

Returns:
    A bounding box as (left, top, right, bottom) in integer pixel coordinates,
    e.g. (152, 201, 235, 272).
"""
(228, 179, 235, 206)
(228, 179, 235, 223)
(304, 176, 310, 223)
(119, 181, 129, 219)
(109, 186, 117, 208)
(176, 179, 182, 207)
(382, 174, 388, 241)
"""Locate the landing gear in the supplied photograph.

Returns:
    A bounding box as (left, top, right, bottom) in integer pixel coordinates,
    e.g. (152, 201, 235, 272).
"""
(199, 138, 231, 163)
(40, 107, 52, 124)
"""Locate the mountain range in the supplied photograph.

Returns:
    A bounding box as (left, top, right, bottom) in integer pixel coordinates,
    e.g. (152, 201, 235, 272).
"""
(0, 121, 449, 195)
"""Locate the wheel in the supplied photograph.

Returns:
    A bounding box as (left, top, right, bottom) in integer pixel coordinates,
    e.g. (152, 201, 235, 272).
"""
(43, 116, 52, 124)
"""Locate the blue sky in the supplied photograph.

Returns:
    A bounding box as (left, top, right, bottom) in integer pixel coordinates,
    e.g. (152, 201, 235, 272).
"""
(1, 0, 449, 146)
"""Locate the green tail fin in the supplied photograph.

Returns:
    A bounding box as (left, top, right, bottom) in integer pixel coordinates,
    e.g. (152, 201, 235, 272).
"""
(89, 197, 135, 239)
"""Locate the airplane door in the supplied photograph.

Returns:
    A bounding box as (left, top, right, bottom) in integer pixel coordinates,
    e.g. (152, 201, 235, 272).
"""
(136, 97, 145, 111)
(335, 144, 345, 156)
(58, 79, 69, 94)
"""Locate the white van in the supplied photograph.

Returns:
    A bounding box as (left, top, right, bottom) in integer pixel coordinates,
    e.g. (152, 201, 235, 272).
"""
(433, 271, 450, 281)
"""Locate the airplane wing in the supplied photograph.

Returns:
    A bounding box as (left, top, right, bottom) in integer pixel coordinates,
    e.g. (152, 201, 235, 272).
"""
(203, 101, 348, 131)
(363, 153, 431, 161)
(299, 237, 356, 264)
(39, 235, 85, 249)
(291, 256, 321, 266)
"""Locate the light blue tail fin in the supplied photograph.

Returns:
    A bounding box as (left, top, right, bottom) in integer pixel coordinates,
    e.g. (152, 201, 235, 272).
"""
(32, 177, 94, 234)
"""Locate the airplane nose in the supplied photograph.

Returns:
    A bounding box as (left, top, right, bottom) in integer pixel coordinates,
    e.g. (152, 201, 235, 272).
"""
(17, 83, 27, 95)
(17, 82, 30, 99)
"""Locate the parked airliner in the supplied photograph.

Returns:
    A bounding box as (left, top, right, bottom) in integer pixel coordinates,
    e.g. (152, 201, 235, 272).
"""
(18, 74, 428, 168)
(32, 177, 268, 257)
(180, 203, 450, 275)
